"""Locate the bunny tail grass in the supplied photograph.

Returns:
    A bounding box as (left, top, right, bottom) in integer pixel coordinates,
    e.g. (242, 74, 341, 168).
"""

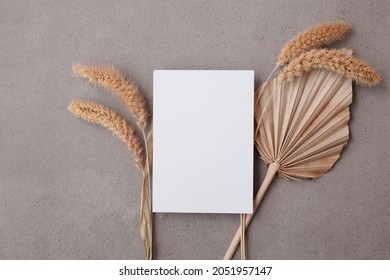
(73, 65, 150, 129)
(68, 100, 144, 170)
(279, 49, 381, 86)
(277, 22, 351, 65)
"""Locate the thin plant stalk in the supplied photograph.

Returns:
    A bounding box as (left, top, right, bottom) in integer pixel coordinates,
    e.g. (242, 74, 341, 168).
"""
(254, 65, 279, 110)
(238, 65, 279, 260)
(255, 83, 281, 138)
(240, 213, 246, 260)
(140, 128, 153, 260)
(224, 162, 279, 260)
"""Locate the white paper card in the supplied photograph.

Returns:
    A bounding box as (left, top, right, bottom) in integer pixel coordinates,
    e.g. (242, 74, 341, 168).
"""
(153, 70, 253, 213)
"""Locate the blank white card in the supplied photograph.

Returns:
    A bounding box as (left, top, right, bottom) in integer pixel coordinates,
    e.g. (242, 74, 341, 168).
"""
(153, 70, 253, 213)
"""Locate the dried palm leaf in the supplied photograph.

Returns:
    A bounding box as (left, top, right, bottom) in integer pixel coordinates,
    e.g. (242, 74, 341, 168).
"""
(257, 70, 352, 179)
(224, 49, 354, 259)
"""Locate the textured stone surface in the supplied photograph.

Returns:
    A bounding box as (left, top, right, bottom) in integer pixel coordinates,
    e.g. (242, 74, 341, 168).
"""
(0, 0, 389, 259)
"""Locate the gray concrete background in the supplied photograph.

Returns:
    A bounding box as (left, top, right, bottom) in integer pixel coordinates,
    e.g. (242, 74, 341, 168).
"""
(0, 0, 389, 260)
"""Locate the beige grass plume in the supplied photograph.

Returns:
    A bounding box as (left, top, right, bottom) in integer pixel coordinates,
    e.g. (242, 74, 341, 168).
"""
(277, 22, 351, 65)
(73, 65, 150, 129)
(69, 99, 144, 170)
(279, 49, 381, 86)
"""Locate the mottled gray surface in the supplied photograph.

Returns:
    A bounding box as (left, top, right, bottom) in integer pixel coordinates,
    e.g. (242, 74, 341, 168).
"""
(0, 0, 389, 260)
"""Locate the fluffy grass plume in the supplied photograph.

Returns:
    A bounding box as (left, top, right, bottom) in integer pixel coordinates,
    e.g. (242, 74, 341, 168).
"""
(69, 100, 144, 170)
(73, 65, 150, 129)
(279, 49, 381, 86)
(277, 22, 351, 65)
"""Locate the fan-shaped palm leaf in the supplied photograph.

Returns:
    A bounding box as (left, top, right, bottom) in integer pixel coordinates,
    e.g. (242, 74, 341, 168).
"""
(224, 49, 353, 259)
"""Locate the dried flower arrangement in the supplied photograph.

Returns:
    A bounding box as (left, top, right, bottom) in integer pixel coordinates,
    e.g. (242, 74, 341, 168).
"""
(224, 22, 381, 260)
(69, 66, 153, 260)
(68, 22, 381, 260)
